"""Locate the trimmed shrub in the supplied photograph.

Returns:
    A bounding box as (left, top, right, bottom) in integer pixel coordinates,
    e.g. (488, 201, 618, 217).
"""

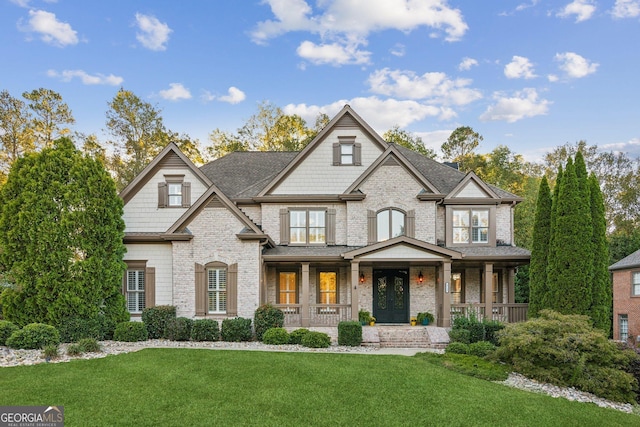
(495, 310, 638, 403)
(113, 321, 148, 342)
(289, 328, 310, 345)
(301, 331, 330, 348)
(142, 305, 176, 339)
(445, 342, 469, 355)
(254, 304, 284, 341)
(221, 317, 252, 342)
(77, 338, 101, 353)
(0, 320, 19, 346)
(262, 328, 290, 345)
(42, 344, 59, 360)
(338, 321, 362, 346)
(66, 343, 83, 356)
(190, 319, 220, 342)
(483, 320, 505, 346)
(166, 317, 194, 341)
(468, 341, 496, 358)
(6, 323, 60, 349)
(58, 317, 103, 343)
(448, 329, 471, 344)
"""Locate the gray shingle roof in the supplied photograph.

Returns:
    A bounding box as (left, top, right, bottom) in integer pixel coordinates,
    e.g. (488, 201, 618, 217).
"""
(609, 248, 640, 271)
(452, 245, 531, 259)
(263, 245, 362, 259)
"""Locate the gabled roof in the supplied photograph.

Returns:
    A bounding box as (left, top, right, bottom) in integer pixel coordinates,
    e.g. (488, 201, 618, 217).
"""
(256, 105, 389, 197)
(444, 171, 500, 202)
(342, 236, 463, 260)
(119, 142, 212, 204)
(343, 144, 444, 199)
(609, 248, 640, 271)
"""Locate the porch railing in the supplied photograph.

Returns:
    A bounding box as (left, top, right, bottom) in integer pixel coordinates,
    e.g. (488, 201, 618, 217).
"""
(450, 303, 528, 323)
(273, 304, 352, 327)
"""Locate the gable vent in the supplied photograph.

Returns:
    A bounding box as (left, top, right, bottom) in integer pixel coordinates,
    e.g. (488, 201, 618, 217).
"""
(335, 114, 359, 129)
(205, 195, 225, 208)
(158, 151, 186, 168)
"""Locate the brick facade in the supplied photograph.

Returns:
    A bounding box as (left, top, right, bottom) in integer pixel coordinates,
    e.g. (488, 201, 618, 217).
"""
(612, 269, 640, 342)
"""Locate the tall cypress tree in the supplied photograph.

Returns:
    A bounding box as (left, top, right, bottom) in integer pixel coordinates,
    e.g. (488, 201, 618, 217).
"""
(528, 176, 552, 317)
(546, 158, 593, 314)
(589, 173, 611, 333)
(0, 138, 128, 327)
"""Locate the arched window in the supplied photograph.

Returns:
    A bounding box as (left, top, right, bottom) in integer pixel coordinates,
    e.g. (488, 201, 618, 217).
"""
(376, 208, 406, 241)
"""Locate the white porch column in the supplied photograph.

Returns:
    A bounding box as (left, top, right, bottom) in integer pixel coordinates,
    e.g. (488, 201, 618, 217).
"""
(439, 261, 451, 327)
(484, 262, 493, 320)
(301, 263, 310, 327)
(350, 261, 360, 321)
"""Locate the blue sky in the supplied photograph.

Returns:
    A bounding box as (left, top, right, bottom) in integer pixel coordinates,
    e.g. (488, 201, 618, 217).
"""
(1, 0, 639, 162)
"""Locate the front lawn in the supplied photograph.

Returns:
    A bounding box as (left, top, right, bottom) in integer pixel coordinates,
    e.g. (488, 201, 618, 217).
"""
(0, 349, 637, 426)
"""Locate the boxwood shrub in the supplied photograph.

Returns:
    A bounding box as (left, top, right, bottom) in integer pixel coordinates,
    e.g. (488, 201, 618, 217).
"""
(445, 342, 469, 355)
(468, 341, 496, 357)
(221, 317, 253, 342)
(6, 323, 60, 349)
(262, 328, 290, 345)
(113, 321, 148, 342)
(190, 319, 220, 342)
(338, 321, 362, 346)
(448, 328, 471, 344)
(0, 320, 19, 346)
(166, 317, 194, 341)
(142, 305, 176, 339)
(254, 304, 284, 341)
(288, 328, 310, 345)
(301, 331, 330, 348)
(58, 317, 103, 343)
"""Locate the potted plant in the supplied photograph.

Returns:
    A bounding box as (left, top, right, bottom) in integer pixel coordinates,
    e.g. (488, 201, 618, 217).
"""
(416, 312, 435, 326)
(358, 309, 371, 326)
(369, 316, 376, 326)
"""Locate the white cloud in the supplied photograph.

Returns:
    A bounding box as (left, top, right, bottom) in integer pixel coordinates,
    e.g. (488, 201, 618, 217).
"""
(135, 13, 172, 51)
(252, 0, 468, 65)
(611, 0, 640, 18)
(554, 52, 599, 78)
(297, 40, 371, 66)
(516, 0, 539, 11)
(504, 56, 537, 79)
(480, 88, 551, 123)
(367, 68, 482, 106)
(557, 0, 596, 22)
(601, 137, 640, 154)
(284, 97, 454, 132)
(47, 69, 123, 85)
(390, 43, 405, 57)
(414, 129, 452, 154)
(458, 57, 478, 71)
(10, 0, 31, 7)
(159, 83, 191, 101)
(218, 87, 246, 104)
(547, 74, 559, 82)
(19, 9, 78, 47)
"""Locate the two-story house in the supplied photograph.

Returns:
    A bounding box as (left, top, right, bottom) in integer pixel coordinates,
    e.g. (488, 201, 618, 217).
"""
(610, 248, 640, 342)
(120, 105, 530, 327)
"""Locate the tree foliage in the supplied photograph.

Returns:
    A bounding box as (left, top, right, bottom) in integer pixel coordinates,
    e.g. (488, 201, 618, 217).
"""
(0, 138, 128, 327)
(0, 90, 34, 182)
(589, 173, 611, 332)
(441, 126, 483, 171)
(383, 125, 436, 158)
(528, 176, 551, 317)
(22, 88, 75, 149)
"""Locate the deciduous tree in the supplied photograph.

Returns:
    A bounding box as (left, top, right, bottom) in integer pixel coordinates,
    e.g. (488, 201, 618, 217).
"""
(441, 126, 483, 171)
(0, 90, 33, 182)
(22, 88, 74, 148)
(383, 125, 436, 158)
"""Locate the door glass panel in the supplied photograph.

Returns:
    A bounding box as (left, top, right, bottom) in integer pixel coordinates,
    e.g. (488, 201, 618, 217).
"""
(377, 276, 387, 310)
(394, 276, 404, 309)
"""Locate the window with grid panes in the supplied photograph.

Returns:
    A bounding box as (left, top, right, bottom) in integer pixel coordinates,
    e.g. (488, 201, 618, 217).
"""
(208, 267, 227, 313)
(126, 269, 145, 313)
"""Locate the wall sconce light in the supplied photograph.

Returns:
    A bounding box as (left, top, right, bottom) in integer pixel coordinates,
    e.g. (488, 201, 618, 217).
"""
(418, 271, 424, 283)
(360, 273, 365, 283)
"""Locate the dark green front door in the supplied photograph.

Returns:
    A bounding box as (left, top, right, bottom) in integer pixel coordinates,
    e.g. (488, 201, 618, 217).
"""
(373, 269, 409, 323)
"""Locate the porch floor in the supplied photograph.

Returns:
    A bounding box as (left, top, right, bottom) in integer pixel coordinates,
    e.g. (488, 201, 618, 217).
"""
(285, 325, 450, 349)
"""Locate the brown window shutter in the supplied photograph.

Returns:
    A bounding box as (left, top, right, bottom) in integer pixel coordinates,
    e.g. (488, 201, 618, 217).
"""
(195, 263, 206, 316)
(333, 143, 340, 165)
(158, 182, 167, 208)
(406, 209, 415, 238)
(145, 267, 156, 309)
(280, 208, 290, 245)
(227, 263, 238, 317)
(181, 182, 191, 208)
(326, 209, 336, 245)
(354, 143, 362, 166)
(367, 210, 377, 245)
(122, 270, 127, 296)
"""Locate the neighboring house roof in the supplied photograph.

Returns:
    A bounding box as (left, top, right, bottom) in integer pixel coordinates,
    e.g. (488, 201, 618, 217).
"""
(609, 248, 640, 271)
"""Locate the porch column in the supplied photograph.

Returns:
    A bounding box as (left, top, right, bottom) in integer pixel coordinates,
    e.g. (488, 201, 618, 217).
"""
(484, 262, 493, 320)
(439, 261, 451, 327)
(301, 263, 310, 327)
(507, 268, 515, 304)
(350, 261, 360, 321)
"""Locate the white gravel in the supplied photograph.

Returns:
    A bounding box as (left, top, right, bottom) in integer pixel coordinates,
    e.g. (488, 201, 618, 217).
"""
(1, 341, 637, 415)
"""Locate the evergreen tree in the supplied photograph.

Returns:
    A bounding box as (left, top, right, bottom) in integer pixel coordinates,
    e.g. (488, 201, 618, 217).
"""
(589, 173, 611, 333)
(546, 158, 593, 315)
(528, 176, 552, 316)
(0, 138, 128, 327)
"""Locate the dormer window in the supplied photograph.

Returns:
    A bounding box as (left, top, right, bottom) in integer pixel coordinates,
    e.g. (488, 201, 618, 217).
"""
(333, 136, 361, 166)
(158, 175, 191, 208)
(341, 144, 354, 165)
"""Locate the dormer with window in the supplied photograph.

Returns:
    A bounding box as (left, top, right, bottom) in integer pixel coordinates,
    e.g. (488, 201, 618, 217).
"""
(333, 136, 361, 166)
(158, 175, 191, 208)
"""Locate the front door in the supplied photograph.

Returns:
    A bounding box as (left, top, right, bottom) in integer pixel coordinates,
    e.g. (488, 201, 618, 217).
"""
(373, 269, 409, 323)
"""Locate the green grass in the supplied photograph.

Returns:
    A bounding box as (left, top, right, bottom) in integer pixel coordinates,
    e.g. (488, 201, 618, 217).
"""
(0, 349, 637, 426)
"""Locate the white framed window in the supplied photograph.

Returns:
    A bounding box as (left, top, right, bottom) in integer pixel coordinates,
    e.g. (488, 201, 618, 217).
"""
(208, 267, 227, 313)
(126, 269, 145, 313)
(453, 209, 489, 244)
(377, 208, 405, 241)
(290, 209, 326, 244)
(167, 182, 183, 207)
(340, 144, 354, 165)
(619, 314, 629, 341)
(633, 272, 640, 296)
